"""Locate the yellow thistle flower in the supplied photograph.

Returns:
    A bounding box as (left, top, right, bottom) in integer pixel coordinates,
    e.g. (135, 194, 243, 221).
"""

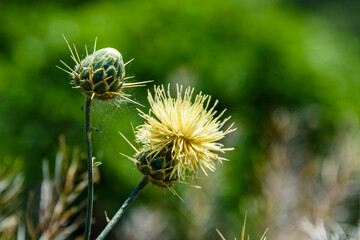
(136, 84, 236, 181)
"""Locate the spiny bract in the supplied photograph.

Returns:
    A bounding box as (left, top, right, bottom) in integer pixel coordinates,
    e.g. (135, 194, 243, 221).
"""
(136, 147, 178, 188)
(73, 47, 125, 100)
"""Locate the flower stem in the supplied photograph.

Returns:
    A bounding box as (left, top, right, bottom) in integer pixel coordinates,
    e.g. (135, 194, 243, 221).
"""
(96, 177, 149, 240)
(84, 97, 94, 240)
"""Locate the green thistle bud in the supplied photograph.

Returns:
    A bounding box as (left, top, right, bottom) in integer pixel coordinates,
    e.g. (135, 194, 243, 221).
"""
(59, 36, 152, 104)
(135, 148, 178, 188)
(73, 48, 125, 100)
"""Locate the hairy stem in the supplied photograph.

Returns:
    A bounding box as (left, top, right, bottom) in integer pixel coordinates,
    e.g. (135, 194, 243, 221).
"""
(96, 177, 149, 240)
(84, 97, 94, 240)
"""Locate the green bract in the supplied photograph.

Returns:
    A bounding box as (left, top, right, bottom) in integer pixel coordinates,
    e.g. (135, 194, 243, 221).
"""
(73, 48, 125, 100)
(136, 148, 178, 188)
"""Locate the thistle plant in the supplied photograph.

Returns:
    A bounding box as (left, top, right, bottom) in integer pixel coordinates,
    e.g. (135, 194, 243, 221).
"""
(58, 36, 150, 240)
(96, 84, 236, 239)
(135, 85, 236, 184)
(58, 36, 150, 103)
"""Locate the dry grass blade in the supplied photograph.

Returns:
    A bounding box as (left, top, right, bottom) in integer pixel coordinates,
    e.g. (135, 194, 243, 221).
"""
(261, 108, 360, 239)
(26, 136, 98, 240)
(0, 157, 24, 240)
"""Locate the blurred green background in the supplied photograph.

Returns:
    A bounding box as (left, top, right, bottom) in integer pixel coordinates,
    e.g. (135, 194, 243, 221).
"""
(1, 0, 360, 239)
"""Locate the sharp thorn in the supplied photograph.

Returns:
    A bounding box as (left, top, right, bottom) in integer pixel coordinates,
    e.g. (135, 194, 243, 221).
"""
(124, 58, 134, 66)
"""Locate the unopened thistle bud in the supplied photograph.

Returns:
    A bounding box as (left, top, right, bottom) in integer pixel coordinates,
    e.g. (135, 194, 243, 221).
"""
(73, 47, 125, 100)
(58, 36, 151, 103)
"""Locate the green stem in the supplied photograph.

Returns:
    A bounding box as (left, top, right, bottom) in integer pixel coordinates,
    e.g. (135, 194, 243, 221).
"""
(84, 97, 94, 240)
(96, 177, 149, 240)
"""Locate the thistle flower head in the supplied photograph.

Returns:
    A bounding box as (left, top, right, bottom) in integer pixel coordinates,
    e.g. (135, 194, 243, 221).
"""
(58, 36, 151, 104)
(72, 47, 125, 101)
(135, 84, 236, 181)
